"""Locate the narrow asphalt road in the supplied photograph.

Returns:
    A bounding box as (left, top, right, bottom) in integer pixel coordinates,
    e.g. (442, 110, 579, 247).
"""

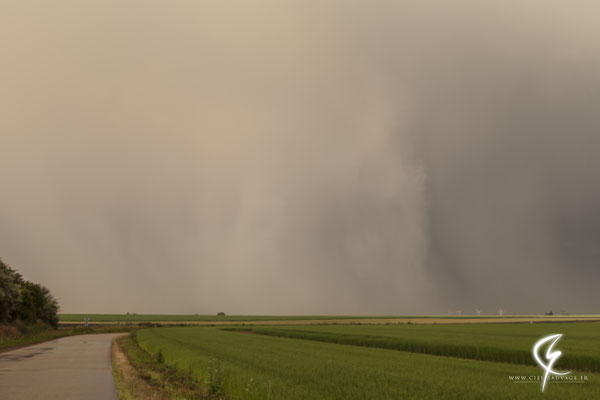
(0, 333, 123, 400)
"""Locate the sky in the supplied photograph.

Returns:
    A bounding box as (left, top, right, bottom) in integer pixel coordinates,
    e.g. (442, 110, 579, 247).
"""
(1, 1, 599, 315)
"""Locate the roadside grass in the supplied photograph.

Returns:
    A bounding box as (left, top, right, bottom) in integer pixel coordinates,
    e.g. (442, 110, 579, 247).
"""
(134, 326, 600, 400)
(228, 322, 600, 372)
(112, 336, 155, 400)
(113, 333, 217, 400)
(0, 324, 138, 352)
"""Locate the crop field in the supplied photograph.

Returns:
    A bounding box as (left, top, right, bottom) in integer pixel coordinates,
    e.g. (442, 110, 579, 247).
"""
(136, 324, 600, 399)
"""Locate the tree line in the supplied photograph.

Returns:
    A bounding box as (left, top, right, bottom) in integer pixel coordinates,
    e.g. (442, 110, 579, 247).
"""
(0, 258, 59, 328)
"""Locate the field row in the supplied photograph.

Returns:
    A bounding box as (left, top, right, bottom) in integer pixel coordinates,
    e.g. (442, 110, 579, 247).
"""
(229, 322, 600, 372)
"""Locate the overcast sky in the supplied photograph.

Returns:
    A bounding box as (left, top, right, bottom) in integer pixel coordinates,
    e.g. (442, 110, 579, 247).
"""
(1, 1, 599, 315)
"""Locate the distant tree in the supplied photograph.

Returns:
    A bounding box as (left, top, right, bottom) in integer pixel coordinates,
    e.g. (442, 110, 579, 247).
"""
(217, 312, 226, 316)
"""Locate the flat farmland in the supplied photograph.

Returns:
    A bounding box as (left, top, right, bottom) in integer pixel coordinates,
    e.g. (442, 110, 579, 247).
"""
(135, 324, 600, 400)
(60, 314, 441, 322)
(58, 313, 600, 325)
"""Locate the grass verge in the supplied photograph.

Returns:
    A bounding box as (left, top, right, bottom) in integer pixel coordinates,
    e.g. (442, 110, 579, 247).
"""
(113, 333, 219, 400)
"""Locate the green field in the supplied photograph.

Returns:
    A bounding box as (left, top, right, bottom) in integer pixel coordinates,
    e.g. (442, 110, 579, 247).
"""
(135, 324, 600, 399)
(58, 313, 531, 322)
(230, 322, 600, 372)
(59, 314, 398, 322)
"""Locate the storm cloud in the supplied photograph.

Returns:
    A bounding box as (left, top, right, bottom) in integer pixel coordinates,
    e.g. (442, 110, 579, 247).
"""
(1, 1, 599, 314)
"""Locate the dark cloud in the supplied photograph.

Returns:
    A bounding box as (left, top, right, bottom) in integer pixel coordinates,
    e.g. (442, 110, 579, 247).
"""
(1, 1, 598, 314)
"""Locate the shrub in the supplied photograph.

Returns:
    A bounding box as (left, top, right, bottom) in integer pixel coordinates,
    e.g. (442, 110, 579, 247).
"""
(207, 356, 224, 395)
